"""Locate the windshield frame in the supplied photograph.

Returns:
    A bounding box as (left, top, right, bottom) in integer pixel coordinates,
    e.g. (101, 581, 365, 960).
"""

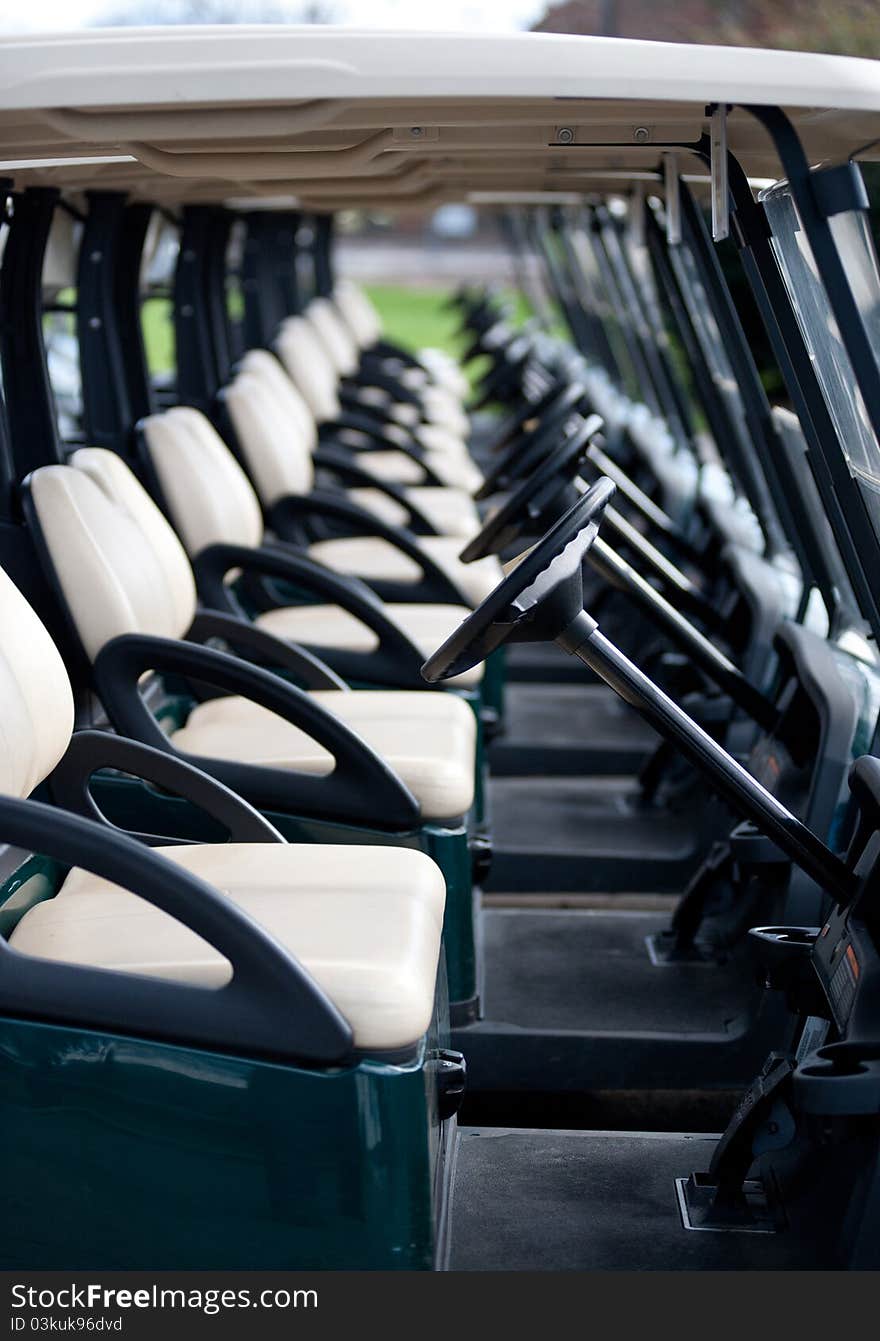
(726, 119, 880, 643)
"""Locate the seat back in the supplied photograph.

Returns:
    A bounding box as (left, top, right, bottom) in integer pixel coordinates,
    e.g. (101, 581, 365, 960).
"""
(334, 279, 382, 349)
(142, 406, 265, 556)
(0, 565, 74, 798)
(239, 349, 317, 446)
(306, 296, 360, 377)
(224, 366, 316, 507)
(274, 315, 342, 424)
(28, 449, 197, 662)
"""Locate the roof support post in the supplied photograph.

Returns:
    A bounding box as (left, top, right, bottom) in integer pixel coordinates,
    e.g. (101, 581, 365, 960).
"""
(173, 204, 219, 412)
(115, 201, 156, 428)
(77, 191, 133, 457)
(203, 206, 234, 387)
(312, 212, 335, 299)
(709, 104, 730, 242)
(272, 210, 303, 318)
(241, 210, 301, 349)
(0, 187, 63, 476)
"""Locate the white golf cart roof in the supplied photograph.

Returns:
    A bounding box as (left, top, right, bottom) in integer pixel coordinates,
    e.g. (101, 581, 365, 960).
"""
(1, 27, 879, 206)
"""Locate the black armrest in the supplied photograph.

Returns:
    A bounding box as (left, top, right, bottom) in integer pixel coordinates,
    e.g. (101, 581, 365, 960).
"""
(50, 729, 285, 846)
(342, 369, 423, 408)
(192, 543, 430, 690)
(359, 348, 429, 383)
(338, 384, 392, 418)
(0, 795, 351, 1065)
(188, 608, 348, 691)
(312, 445, 440, 534)
(270, 491, 470, 605)
(366, 338, 424, 370)
(93, 633, 421, 831)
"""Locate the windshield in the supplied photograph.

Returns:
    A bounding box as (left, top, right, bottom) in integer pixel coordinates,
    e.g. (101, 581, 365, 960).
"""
(667, 231, 765, 488)
(567, 221, 638, 395)
(760, 180, 880, 495)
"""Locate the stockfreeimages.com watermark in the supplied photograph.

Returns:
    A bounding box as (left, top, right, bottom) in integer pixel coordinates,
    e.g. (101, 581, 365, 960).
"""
(10, 1283, 317, 1325)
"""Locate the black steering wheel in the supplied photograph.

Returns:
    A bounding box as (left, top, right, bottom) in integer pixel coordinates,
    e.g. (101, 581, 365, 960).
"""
(423, 477, 616, 682)
(460, 413, 603, 564)
(474, 381, 589, 502)
(483, 373, 570, 457)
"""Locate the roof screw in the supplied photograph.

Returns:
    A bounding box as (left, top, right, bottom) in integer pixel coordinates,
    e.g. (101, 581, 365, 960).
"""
(634, 126, 650, 143)
(409, 126, 424, 138)
(89, 316, 101, 329)
(556, 126, 575, 144)
(90, 250, 102, 263)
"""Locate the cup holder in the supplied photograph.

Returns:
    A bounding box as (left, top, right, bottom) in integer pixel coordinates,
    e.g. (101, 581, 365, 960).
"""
(749, 927, 820, 991)
(794, 1041, 880, 1115)
(751, 926, 819, 947)
(800, 1042, 880, 1078)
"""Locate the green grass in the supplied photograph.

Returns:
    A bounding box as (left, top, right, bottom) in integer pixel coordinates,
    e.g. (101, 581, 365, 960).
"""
(362, 284, 470, 360)
(142, 296, 175, 376)
(365, 284, 531, 359)
(139, 284, 532, 376)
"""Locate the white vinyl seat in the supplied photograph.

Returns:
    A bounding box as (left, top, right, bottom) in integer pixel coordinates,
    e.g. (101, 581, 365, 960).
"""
(236, 347, 483, 523)
(171, 689, 476, 819)
(306, 533, 502, 607)
(11, 843, 445, 1051)
(28, 449, 479, 824)
(221, 370, 498, 602)
(141, 404, 484, 691)
(345, 485, 478, 539)
(306, 295, 470, 439)
(333, 279, 470, 401)
(272, 318, 485, 490)
(255, 601, 480, 691)
(0, 562, 446, 1053)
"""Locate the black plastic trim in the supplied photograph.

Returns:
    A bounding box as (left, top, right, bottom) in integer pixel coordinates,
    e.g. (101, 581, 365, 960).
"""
(50, 729, 285, 846)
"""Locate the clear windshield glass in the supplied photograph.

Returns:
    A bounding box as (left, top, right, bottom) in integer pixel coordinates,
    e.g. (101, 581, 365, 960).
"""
(760, 181, 880, 493)
(829, 207, 880, 403)
(668, 238, 756, 478)
(567, 223, 639, 395)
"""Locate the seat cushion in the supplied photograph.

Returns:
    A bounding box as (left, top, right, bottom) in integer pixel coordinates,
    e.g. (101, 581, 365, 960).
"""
(406, 487, 480, 538)
(347, 485, 480, 538)
(355, 448, 483, 493)
(307, 535, 503, 607)
(255, 601, 482, 690)
(418, 348, 470, 400)
(420, 390, 470, 439)
(11, 844, 445, 1051)
(170, 689, 477, 820)
(423, 453, 484, 493)
(356, 450, 428, 485)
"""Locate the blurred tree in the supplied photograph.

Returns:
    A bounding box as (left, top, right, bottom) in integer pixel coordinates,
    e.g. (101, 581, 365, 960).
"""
(533, 0, 880, 56)
(96, 0, 338, 24)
